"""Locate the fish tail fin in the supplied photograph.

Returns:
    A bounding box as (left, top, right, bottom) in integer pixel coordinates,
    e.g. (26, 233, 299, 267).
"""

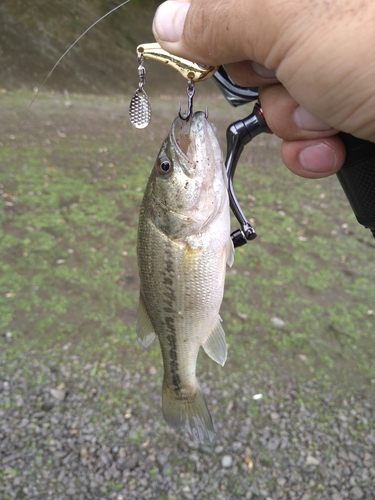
(162, 380, 215, 444)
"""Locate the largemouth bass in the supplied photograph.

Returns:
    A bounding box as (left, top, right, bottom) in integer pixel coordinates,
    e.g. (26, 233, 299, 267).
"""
(137, 111, 234, 444)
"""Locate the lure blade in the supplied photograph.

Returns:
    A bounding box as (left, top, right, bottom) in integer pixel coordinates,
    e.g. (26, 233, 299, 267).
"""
(129, 88, 152, 129)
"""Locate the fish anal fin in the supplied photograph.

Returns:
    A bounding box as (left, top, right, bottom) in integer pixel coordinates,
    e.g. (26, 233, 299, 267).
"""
(136, 295, 156, 350)
(162, 381, 215, 444)
(202, 318, 227, 366)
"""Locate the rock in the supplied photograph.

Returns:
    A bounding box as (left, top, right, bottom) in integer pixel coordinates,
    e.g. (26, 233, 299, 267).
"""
(50, 388, 66, 401)
(41, 400, 54, 412)
(14, 395, 24, 407)
(57, 468, 66, 482)
(306, 455, 320, 466)
(116, 454, 139, 471)
(2, 454, 21, 464)
(331, 493, 343, 500)
(99, 452, 110, 465)
(267, 437, 280, 451)
(157, 452, 170, 467)
(351, 487, 364, 499)
(221, 455, 232, 468)
(270, 317, 286, 327)
(252, 481, 260, 495)
(18, 418, 29, 429)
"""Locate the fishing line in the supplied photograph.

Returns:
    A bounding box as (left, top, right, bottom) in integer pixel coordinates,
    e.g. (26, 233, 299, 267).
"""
(29, 0, 132, 108)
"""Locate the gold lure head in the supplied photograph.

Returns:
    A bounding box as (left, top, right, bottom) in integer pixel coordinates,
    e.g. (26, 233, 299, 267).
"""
(137, 43, 219, 83)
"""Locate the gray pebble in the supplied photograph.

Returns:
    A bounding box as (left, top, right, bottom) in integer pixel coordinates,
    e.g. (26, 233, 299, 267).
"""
(221, 455, 232, 468)
(1, 350, 374, 499)
(331, 494, 343, 500)
(305, 455, 320, 466)
(157, 452, 170, 467)
(351, 487, 364, 499)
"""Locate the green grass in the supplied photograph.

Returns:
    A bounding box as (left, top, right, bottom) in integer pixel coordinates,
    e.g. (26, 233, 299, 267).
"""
(1, 91, 375, 402)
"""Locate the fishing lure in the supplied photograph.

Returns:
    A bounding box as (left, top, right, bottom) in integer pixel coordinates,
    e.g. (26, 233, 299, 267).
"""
(128, 43, 218, 129)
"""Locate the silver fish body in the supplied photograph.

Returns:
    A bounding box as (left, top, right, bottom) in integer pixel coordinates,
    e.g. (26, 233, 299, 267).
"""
(137, 111, 234, 443)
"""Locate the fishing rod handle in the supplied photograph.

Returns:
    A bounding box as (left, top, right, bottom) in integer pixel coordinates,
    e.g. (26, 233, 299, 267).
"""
(336, 133, 375, 238)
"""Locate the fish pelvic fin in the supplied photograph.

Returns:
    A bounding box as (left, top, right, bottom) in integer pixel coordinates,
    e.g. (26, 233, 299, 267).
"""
(162, 381, 215, 444)
(202, 317, 227, 366)
(136, 294, 156, 350)
(226, 238, 235, 268)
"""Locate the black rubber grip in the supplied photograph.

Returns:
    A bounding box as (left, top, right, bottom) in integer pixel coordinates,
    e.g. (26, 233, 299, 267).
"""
(336, 132, 375, 237)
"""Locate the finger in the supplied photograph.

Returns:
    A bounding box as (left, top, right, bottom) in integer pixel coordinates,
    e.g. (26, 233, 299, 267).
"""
(224, 61, 278, 88)
(152, 0, 278, 66)
(281, 136, 346, 179)
(259, 84, 337, 141)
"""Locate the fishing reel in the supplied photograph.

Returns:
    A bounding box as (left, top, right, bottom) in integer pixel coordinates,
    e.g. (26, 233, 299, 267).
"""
(213, 66, 375, 245)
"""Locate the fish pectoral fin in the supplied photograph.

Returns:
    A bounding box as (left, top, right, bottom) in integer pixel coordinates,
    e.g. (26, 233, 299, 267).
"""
(226, 238, 235, 268)
(136, 295, 156, 351)
(202, 317, 227, 366)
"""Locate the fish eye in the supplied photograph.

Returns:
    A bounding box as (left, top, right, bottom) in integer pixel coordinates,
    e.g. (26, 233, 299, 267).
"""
(157, 155, 173, 176)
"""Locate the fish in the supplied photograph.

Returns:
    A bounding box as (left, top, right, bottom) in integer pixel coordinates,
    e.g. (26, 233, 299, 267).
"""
(136, 111, 234, 444)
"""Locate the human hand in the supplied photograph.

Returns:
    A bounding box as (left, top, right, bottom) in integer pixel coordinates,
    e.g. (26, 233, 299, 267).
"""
(152, 0, 375, 179)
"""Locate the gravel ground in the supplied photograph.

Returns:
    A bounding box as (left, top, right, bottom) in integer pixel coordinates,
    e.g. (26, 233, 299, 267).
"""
(1, 345, 375, 500)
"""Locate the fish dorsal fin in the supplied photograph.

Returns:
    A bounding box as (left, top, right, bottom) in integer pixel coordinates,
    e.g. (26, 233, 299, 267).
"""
(226, 238, 235, 268)
(136, 294, 156, 350)
(202, 317, 227, 366)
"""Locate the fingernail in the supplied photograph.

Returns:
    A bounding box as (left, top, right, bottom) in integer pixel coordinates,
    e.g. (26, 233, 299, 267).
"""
(153, 1, 190, 42)
(293, 106, 333, 131)
(251, 61, 277, 79)
(299, 143, 338, 173)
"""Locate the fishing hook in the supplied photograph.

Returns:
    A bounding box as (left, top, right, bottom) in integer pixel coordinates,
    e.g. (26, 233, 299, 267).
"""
(178, 78, 195, 121)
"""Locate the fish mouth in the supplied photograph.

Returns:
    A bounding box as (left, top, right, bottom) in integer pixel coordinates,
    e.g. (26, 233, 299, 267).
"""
(170, 111, 210, 177)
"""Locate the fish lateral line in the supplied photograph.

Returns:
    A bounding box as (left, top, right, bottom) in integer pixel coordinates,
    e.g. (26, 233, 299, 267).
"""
(29, 0, 133, 109)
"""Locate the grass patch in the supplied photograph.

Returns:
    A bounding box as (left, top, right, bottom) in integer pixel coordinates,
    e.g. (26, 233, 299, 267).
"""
(1, 91, 375, 402)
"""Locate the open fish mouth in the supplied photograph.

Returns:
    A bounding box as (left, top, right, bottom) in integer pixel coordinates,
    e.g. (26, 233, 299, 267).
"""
(170, 111, 212, 177)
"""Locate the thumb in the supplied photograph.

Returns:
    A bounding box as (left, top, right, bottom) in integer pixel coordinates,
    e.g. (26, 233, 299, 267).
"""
(152, 0, 277, 66)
